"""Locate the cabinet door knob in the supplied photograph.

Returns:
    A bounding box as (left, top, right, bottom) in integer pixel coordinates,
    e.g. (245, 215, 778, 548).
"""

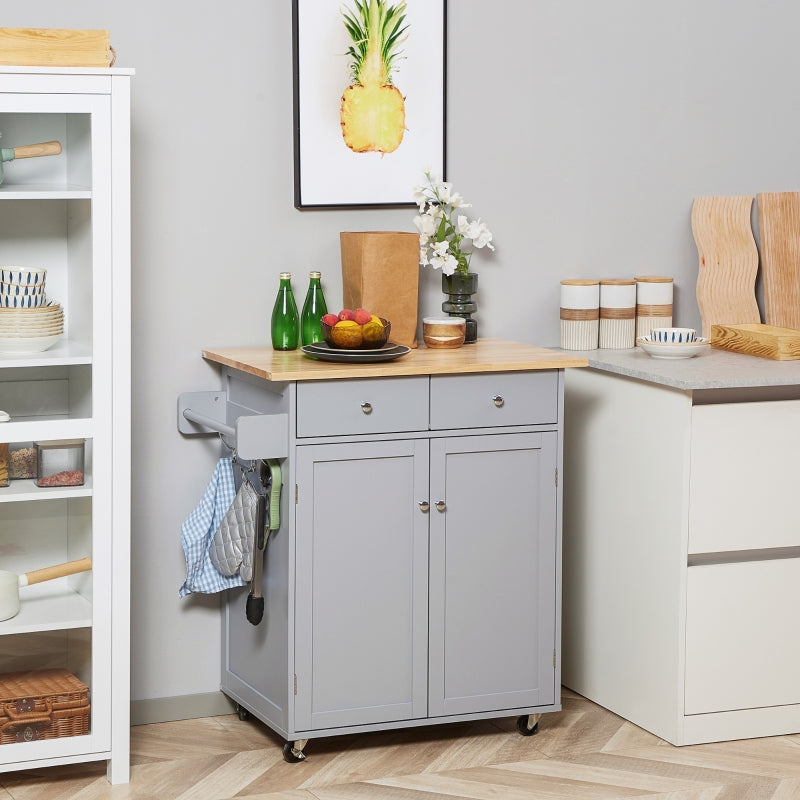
(435, 500, 446, 512)
(492, 395, 504, 408)
(360, 401, 373, 414)
(418, 500, 430, 513)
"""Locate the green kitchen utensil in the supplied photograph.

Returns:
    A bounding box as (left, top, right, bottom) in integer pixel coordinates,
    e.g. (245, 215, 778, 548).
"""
(0, 140, 62, 184)
(245, 459, 282, 626)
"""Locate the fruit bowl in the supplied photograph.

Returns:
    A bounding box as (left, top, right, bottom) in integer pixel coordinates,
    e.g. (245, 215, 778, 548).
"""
(321, 317, 391, 350)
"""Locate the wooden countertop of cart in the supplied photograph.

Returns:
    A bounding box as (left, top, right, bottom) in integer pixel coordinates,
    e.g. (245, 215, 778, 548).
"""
(202, 339, 588, 382)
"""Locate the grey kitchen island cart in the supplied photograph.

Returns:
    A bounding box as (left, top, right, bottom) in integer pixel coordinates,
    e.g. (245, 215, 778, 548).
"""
(183, 339, 586, 760)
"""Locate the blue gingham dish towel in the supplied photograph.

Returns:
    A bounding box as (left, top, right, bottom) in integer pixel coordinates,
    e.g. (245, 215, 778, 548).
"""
(179, 457, 246, 596)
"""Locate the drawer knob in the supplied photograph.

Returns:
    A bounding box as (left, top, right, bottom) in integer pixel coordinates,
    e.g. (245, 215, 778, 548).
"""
(435, 500, 446, 512)
(418, 500, 430, 513)
(492, 395, 505, 408)
(360, 401, 373, 415)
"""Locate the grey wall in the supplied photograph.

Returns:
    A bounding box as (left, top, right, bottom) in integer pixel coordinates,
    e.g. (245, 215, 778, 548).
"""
(6, 1, 800, 715)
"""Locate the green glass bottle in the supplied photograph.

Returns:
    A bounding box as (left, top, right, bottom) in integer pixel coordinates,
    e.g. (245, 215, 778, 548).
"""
(300, 270, 328, 345)
(270, 272, 299, 351)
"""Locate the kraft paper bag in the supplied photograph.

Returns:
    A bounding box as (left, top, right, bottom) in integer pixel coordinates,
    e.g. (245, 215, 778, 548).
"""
(340, 231, 419, 348)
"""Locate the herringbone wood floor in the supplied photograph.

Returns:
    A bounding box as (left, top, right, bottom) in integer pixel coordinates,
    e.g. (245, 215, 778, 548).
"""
(3, 689, 800, 799)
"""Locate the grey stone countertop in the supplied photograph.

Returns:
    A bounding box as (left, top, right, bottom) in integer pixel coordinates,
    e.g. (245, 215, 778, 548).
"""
(561, 345, 800, 390)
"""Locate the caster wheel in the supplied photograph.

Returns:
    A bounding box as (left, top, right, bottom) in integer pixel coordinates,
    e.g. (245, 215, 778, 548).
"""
(236, 704, 250, 721)
(282, 741, 306, 763)
(516, 714, 539, 736)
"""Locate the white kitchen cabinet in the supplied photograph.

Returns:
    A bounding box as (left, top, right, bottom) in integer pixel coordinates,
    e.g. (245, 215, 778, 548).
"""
(562, 353, 800, 745)
(191, 340, 584, 760)
(0, 68, 132, 783)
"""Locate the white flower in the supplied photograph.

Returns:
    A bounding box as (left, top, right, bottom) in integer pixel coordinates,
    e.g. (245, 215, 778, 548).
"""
(472, 222, 494, 250)
(412, 187, 428, 210)
(419, 247, 429, 266)
(413, 213, 437, 237)
(431, 251, 458, 275)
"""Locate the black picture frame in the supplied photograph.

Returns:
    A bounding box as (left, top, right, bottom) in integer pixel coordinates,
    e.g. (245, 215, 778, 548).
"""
(292, 0, 447, 209)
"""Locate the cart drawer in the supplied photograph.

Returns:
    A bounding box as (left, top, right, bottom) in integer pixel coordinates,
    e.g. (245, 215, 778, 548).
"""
(430, 371, 559, 430)
(296, 376, 429, 438)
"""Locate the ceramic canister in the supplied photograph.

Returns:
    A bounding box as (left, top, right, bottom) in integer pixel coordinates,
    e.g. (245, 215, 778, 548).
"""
(635, 275, 673, 340)
(560, 279, 599, 350)
(599, 278, 636, 349)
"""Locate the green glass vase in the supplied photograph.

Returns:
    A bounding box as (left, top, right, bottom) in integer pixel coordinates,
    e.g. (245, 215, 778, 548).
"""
(442, 272, 478, 344)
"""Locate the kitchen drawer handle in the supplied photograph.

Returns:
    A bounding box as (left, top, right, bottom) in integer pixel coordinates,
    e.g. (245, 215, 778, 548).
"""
(435, 500, 446, 512)
(418, 500, 430, 513)
(492, 395, 504, 408)
(360, 401, 373, 415)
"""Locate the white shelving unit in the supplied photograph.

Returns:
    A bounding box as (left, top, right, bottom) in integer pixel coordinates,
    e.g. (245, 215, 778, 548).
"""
(0, 67, 132, 784)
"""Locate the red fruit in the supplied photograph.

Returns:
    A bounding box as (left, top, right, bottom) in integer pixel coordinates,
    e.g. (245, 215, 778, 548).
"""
(353, 308, 371, 325)
(321, 313, 338, 326)
(338, 309, 355, 321)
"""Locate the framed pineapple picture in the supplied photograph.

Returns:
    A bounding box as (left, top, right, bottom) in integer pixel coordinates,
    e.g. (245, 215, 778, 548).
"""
(292, 0, 446, 209)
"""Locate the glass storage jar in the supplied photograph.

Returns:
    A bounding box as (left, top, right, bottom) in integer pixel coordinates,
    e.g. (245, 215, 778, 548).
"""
(35, 439, 85, 487)
(8, 442, 36, 479)
(0, 410, 8, 488)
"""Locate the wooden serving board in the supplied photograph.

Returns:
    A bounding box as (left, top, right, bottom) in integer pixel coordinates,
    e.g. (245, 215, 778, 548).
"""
(710, 323, 800, 360)
(692, 196, 761, 338)
(757, 191, 800, 330)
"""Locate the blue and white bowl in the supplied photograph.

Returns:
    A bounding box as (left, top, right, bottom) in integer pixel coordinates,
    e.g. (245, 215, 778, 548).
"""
(0, 281, 46, 297)
(0, 267, 47, 286)
(0, 292, 47, 308)
(651, 327, 697, 343)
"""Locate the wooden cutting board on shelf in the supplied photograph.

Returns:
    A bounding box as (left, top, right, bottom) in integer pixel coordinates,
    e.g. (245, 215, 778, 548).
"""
(711, 323, 800, 360)
(756, 191, 800, 330)
(691, 196, 761, 338)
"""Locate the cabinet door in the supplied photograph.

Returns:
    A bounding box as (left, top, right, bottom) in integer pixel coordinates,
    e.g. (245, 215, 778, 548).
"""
(294, 439, 429, 731)
(429, 432, 558, 717)
(685, 558, 800, 714)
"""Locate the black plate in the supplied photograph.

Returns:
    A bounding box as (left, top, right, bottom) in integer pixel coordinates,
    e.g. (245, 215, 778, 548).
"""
(301, 344, 411, 363)
(305, 340, 403, 354)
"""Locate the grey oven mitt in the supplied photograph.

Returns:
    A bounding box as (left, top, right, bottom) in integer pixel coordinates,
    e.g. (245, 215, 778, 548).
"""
(209, 477, 258, 582)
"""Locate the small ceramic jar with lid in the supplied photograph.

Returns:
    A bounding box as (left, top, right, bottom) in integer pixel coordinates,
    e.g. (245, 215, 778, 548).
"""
(599, 278, 636, 349)
(422, 317, 466, 348)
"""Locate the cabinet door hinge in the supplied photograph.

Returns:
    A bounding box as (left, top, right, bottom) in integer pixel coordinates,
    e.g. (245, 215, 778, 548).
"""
(554, 467, 558, 487)
(295, 484, 298, 504)
(553, 649, 557, 669)
(294, 674, 297, 695)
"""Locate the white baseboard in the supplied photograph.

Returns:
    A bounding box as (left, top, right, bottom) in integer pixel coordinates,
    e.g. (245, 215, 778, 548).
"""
(131, 691, 237, 726)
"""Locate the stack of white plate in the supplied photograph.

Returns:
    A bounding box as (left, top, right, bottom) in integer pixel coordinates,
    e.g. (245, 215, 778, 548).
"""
(0, 303, 64, 354)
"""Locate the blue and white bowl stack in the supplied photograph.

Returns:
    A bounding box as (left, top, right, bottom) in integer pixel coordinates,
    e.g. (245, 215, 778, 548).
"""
(0, 267, 64, 354)
(0, 267, 47, 308)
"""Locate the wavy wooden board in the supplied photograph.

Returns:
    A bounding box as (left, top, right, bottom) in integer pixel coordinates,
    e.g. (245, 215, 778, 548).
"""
(711, 323, 800, 360)
(757, 191, 800, 329)
(692, 196, 761, 338)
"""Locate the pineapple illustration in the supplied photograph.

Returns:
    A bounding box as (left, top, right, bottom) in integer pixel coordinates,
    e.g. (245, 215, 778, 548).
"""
(340, 0, 408, 154)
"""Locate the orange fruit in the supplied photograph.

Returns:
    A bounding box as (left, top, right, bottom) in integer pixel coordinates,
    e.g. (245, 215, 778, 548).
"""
(331, 320, 363, 348)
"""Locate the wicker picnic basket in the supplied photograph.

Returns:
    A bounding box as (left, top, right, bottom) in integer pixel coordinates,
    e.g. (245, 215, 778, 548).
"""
(0, 668, 89, 744)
